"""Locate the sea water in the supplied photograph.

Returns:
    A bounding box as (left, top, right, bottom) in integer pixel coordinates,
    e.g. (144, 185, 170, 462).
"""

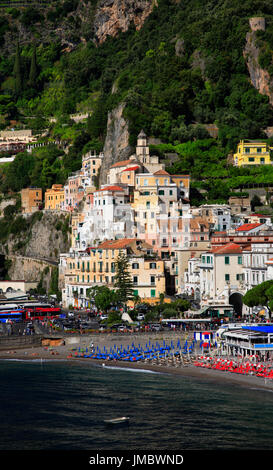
(1, 360, 273, 451)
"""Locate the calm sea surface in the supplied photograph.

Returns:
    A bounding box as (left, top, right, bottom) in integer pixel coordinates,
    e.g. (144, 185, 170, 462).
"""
(1, 359, 273, 451)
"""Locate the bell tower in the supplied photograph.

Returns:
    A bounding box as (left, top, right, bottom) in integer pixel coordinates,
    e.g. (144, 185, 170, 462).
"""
(136, 129, 150, 164)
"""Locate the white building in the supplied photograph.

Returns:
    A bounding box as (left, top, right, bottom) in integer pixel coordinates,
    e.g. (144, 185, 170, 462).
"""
(75, 185, 134, 249)
(243, 242, 273, 291)
(191, 204, 231, 232)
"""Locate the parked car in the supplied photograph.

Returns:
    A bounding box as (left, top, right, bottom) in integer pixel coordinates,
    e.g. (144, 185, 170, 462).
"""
(117, 324, 129, 332)
(150, 323, 162, 331)
(99, 314, 108, 321)
(137, 313, 145, 321)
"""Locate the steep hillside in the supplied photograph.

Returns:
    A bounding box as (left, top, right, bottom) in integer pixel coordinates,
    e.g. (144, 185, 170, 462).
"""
(1, 0, 273, 199)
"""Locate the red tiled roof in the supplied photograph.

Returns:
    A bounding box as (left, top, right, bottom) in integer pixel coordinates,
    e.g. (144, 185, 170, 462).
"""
(212, 242, 243, 254)
(153, 170, 170, 176)
(235, 223, 262, 232)
(94, 186, 124, 192)
(98, 239, 138, 249)
(249, 213, 271, 218)
(110, 159, 137, 168)
(122, 166, 140, 172)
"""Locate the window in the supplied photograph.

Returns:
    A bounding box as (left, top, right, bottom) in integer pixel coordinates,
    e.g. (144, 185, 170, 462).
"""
(151, 289, 156, 298)
(133, 276, 138, 285)
(149, 262, 156, 269)
(144, 179, 148, 186)
(225, 256, 229, 265)
(238, 256, 242, 265)
(132, 263, 139, 269)
(257, 148, 262, 153)
(244, 147, 250, 153)
(248, 157, 255, 162)
(159, 190, 164, 196)
(146, 201, 150, 209)
(150, 275, 155, 286)
(133, 290, 139, 297)
(225, 274, 230, 281)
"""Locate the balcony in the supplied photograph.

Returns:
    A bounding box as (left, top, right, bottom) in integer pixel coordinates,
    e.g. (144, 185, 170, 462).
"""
(199, 262, 213, 269)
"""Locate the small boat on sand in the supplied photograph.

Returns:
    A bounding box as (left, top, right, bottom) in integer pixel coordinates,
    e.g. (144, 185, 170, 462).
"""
(103, 416, 130, 424)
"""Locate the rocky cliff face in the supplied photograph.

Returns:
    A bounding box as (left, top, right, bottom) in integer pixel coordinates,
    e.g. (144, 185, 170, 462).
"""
(1, 212, 70, 288)
(100, 102, 133, 184)
(93, 0, 156, 43)
(3, 212, 70, 261)
(244, 18, 273, 106)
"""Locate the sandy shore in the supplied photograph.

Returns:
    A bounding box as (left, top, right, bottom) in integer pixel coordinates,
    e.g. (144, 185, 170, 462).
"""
(1, 334, 273, 392)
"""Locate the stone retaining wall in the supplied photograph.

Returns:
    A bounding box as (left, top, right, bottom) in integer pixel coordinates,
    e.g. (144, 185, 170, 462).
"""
(0, 335, 42, 350)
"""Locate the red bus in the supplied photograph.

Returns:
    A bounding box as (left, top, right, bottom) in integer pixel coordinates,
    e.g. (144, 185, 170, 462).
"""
(23, 307, 62, 321)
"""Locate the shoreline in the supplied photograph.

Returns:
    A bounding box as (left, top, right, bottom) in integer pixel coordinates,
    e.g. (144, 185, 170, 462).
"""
(1, 343, 273, 392)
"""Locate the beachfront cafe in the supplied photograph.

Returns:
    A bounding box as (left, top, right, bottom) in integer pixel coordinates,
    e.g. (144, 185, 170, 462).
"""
(222, 325, 273, 360)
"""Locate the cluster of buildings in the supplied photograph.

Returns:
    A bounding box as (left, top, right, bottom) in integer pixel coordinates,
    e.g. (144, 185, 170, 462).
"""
(19, 134, 273, 319)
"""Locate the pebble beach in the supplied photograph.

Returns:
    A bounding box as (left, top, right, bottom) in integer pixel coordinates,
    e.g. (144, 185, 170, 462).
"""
(1, 332, 273, 392)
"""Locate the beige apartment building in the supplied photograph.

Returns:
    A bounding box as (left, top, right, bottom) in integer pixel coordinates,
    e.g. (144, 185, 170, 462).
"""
(199, 242, 244, 301)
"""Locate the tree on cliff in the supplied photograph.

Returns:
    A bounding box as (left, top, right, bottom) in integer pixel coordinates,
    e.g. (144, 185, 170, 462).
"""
(29, 43, 38, 89)
(13, 41, 22, 96)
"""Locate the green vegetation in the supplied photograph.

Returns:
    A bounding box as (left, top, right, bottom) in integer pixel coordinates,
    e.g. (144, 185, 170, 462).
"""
(0, 1, 273, 200)
(243, 280, 273, 314)
(87, 285, 119, 314)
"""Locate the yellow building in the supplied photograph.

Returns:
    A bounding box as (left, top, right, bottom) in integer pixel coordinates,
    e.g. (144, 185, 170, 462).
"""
(62, 238, 166, 307)
(233, 140, 273, 166)
(45, 184, 65, 210)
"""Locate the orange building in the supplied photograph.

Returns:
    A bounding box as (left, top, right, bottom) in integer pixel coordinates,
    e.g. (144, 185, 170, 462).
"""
(21, 187, 43, 214)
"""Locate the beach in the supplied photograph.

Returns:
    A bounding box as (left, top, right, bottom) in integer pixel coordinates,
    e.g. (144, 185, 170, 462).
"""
(1, 332, 273, 392)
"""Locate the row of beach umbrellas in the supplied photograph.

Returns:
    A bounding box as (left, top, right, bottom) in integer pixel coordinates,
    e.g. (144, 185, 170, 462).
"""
(71, 338, 199, 362)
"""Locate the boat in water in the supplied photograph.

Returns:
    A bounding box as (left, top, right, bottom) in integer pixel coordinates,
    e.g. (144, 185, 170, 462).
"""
(103, 416, 130, 425)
